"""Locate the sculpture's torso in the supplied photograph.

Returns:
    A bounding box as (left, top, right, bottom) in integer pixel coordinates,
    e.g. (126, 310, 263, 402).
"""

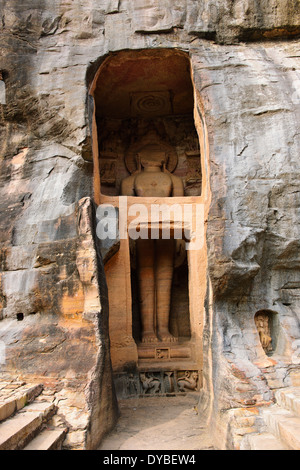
(134, 170, 173, 197)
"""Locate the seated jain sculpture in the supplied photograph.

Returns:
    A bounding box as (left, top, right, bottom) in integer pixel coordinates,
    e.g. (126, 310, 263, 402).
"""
(121, 131, 184, 343)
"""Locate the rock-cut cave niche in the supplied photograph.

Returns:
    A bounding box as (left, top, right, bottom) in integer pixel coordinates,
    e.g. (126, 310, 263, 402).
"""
(255, 309, 279, 357)
(94, 49, 202, 198)
(92, 49, 204, 380)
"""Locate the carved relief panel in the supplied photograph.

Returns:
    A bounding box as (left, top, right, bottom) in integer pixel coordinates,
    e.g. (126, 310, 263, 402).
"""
(114, 370, 199, 398)
(98, 118, 202, 197)
(99, 153, 117, 186)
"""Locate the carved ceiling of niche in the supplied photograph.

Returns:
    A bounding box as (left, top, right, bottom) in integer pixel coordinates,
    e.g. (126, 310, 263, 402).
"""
(94, 50, 194, 120)
(130, 91, 172, 118)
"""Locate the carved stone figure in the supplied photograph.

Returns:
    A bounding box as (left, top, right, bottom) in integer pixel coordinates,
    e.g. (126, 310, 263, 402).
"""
(255, 312, 272, 354)
(177, 371, 198, 392)
(156, 348, 170, 359)
(127, 373, 139, 396)
(140, 372, 161, 394)
(100, 159, 116, 185)
(121, 131, 184, 344)
(121, 131, 184, 198)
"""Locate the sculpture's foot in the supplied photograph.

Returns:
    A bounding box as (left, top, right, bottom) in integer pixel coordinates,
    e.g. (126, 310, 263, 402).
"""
(158, 331, 178, 343)
(141, 332, 159, 343)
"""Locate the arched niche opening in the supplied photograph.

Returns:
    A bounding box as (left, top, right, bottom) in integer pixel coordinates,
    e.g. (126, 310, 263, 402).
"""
(90, 49, 202, 200)
(89, 49, 208, 398)
(255, 309, 280, 357)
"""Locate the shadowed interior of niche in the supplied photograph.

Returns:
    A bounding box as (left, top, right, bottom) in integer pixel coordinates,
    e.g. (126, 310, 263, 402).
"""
(93, 49, 202, 198)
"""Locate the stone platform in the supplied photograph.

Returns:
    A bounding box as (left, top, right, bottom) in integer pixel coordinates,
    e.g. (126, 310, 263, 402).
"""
(114, 339, 200, 398)
(137, 341, 194, 363)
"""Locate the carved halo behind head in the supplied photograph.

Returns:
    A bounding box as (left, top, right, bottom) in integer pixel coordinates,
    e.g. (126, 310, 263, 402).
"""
(125, 130, 178, 174)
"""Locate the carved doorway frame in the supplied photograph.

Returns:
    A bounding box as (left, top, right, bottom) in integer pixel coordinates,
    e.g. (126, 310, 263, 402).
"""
(88, 48, 211, 392)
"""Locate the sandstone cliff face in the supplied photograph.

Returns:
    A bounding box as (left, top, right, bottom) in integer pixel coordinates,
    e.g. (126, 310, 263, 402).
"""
(197, 40, 300, 446)
(0, 0, 299, 449)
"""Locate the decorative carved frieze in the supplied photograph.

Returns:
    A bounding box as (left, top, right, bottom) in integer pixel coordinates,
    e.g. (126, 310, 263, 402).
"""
(114, 370, 199, 398)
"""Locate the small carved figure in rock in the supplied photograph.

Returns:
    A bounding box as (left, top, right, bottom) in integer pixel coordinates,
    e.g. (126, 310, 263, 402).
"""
(121, 131, 184, 344)
(140, 372, 161, 395)
(255, 312, 272, 354)
(177, 371, 198, 392)
(127, 373, 139, 396)
(100, 160, 116, 185)
(156, 348, 169, 359)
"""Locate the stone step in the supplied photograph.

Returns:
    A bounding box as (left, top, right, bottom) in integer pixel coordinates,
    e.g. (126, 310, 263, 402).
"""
(262, 406, 300, 450)
(0, 401, 55, 450)
(0, 384, 43, 422)
(23, 427, 67, 450)
(242, 432, 287, 450)
(275, 388, 300, 418)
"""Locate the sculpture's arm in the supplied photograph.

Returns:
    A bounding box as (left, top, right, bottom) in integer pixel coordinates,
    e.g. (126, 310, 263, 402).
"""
(170, 174, 184, 197)
(120, 175, 136, 196)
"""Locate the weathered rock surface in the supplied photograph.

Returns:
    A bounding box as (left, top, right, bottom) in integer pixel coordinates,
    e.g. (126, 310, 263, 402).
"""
(0, 378, 68, 450)
(0, 0, 299, 449)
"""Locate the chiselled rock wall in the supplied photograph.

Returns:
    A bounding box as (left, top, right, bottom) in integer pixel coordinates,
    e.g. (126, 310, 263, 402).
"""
(0, 0, 299, 449)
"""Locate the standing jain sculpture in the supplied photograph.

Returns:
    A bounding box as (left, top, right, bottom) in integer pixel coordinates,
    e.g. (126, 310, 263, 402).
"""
(121, 131, 184, 343)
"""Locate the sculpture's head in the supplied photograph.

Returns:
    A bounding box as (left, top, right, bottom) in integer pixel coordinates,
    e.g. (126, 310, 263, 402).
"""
(126, 129, 177, 174)
(137, 143, 168, 170)
(256, 314, 265, 326)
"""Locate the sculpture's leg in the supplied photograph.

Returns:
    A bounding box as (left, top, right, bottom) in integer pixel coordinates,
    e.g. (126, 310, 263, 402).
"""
(137, 239, 158, 343)
(155, 239, 177, 342)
